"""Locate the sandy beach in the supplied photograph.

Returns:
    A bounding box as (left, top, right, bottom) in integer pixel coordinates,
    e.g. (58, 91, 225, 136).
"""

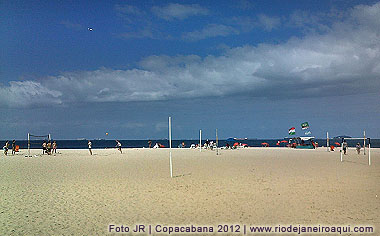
(1, 147, 379, 235)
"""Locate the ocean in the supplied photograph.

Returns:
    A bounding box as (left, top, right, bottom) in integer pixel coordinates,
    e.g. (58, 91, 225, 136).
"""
(2, 139, 380, 149)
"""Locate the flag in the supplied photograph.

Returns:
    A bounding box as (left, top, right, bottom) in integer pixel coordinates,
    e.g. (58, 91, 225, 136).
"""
(305, 130, 312, 135)
(289, 127, 296, 135)
(301, 122, 309, 130)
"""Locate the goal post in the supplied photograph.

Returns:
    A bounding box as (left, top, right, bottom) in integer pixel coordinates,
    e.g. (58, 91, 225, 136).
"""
(340, 137, 371, 166)
(27, 133, 51, 157)
(216, 128, 219, 155)
(326, 132, 329, 152)
(168, 117, 173, 178)
(363, 130, 366, 155)
(28, 133, 30, 157)
(199, 129, 202, 152)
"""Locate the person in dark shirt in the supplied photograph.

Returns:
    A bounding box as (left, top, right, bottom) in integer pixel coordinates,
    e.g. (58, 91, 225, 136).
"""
(343, 140, 348, 155)
(12, 140, 16, 155)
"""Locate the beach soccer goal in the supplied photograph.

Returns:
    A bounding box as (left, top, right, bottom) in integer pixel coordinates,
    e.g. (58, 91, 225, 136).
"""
(340, 137, 371, 166)
(27, 133, 51, 157)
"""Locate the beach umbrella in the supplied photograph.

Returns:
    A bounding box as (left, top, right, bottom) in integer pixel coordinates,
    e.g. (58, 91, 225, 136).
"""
(233, 142, 239, 146)
(280, 140, 288, 147)
(335, 142, 340, 146)
(261, 142, 269, 147)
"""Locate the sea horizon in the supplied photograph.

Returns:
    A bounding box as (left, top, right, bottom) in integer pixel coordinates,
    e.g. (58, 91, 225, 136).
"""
(2, 138, 379, 149)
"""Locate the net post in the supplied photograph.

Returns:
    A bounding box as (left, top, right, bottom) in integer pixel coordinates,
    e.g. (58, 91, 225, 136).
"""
(368, 138, 371, 166)
(169, 117, 173, 178)
(199, 130, 202, 152)
(216, 128, 219, 155)
(28, 133, 30, 157)
(48, 134, 51, 141)
(363, 130, 366, 155)
(327, 132, 329, 152)
(340, 138, 343, 162)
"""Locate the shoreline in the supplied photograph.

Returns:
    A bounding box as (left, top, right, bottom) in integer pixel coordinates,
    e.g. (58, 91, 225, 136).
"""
(10, 147, 380, 151)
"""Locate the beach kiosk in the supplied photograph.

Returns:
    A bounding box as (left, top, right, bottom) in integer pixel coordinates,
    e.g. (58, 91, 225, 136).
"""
(287, 137, 316, 149)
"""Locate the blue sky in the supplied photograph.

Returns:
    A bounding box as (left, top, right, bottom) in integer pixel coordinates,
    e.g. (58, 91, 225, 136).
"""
(1, 0, 380, 140)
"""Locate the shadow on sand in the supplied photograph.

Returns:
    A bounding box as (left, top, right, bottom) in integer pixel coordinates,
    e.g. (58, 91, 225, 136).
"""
(173, 173, 192, 178)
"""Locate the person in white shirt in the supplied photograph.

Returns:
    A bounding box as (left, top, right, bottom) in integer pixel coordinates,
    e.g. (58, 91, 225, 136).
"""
(88, 140, 92, 155)
(116, 140, 122, 154)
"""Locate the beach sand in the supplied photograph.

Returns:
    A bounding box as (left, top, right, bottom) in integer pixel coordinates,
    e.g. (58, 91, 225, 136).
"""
(1, 147, 379, 235)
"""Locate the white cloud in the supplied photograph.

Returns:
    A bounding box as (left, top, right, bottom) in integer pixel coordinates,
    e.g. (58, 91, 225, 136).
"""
(182, 24, 240, 41)
(151, 3, 209, 20)
(1, 2, 380, 107)
(114, 4, 144, 16)
(180, 14, 280, 41)
(350, 2, 380, 30)
(257, 14, 281, 31)
(287, 10, 339, 34)
(0, 81, 62, 107)
(230, 14, 281, 33)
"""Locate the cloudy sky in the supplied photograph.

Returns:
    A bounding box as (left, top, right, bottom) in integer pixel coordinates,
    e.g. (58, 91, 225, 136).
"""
(1, 0, 380, 140)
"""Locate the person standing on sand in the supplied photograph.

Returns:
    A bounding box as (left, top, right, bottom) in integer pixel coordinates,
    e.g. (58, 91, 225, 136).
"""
(3, 141, 9, 156)
(88, 140, 92, 155)
(12, 140, 16, 155)
(343, 140, 348, 155)
(356, 143, 361, 155)
(52, 141, 57, 154)
(47, 141, 52, 155)
(116, 140, 122, 153)
(42, 141, 47, 154)
(148, 140, 152, 148)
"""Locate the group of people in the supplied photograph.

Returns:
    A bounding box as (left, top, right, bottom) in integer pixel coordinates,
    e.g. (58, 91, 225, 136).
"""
(203, 139, 217, 150)
(148, 140, 218, 149)
(152, 142, 165, 148)
(3, 139, 368, 156)
(42, 140, 57, 155)
(87, 140, 122, 155)
(178, 142, 186, 148)
(147, 139, 222, 149)
(2, 140, 17, 156)
(189, 140, 219, 149)
(148, 140, 166, 148)
(341, 140, 363, 155)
